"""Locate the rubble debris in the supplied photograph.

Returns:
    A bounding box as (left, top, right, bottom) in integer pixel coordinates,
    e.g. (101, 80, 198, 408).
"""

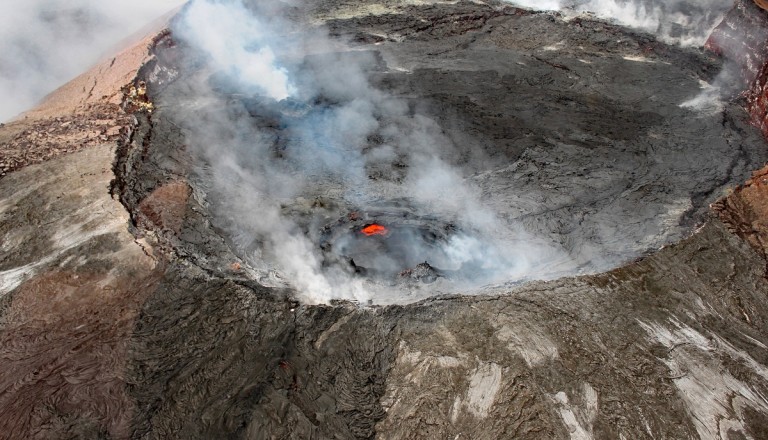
(0, 103, 130, 179)
(399, 261, 442, 283)
(124, 80, 155, 114)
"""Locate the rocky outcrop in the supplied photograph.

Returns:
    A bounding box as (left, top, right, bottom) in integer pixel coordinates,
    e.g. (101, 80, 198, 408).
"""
(708, 0, 768, 139)
(707, 0, 768, 73)
(713, 165, 768, 264)
(0, 28, 169, 180)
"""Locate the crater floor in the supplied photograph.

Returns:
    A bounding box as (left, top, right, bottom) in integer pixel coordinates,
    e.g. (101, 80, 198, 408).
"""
(129, 0, 766, 303)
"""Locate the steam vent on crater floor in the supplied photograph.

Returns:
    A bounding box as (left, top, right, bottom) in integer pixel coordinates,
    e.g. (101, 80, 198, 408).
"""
(11, 0, 768, 438)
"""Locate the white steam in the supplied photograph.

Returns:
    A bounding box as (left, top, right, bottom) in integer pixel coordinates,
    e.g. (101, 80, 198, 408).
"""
(505, 0, 737, 108)
(0, 0, 185, 122)
(177, 0, 294, 100)
(680, 71, 732, 113)
(504, 0, 733, 46)
(171, 0, 572, 304)
(509, 0, 561, 10)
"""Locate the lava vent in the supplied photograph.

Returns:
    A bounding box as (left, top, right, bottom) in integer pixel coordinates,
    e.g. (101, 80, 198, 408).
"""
(319, 207, 469, 283)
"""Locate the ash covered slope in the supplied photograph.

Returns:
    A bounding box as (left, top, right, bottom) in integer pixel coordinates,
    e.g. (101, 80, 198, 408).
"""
(0, 28, 165, 439)
(2, 0, 768, 439)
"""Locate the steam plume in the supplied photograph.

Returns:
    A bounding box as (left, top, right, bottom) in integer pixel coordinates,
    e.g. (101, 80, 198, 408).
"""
(505, 0, 733, 46)
(170, 0, 572, 304)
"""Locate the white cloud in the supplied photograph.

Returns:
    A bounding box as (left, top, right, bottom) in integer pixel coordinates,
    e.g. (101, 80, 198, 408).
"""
(0, 0, 186, 122)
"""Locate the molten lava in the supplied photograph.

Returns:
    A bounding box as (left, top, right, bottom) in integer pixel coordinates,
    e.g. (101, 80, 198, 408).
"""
(361, 223, 388, 236)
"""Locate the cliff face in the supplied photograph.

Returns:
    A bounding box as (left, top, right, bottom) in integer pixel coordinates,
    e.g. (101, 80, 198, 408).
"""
(707, 1, 768, 79)
(709, 1, 768, 273)
(4, 1, 768, 439)
(708, 0, 768, 139)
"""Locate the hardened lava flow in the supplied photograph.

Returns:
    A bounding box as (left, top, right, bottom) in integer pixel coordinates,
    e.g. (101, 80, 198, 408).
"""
(6, 0, 768, 439)
(117, 0, 768, 304)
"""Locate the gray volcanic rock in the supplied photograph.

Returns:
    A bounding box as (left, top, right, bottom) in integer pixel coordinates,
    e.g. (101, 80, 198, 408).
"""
(126, 0, 766, 298)
(3, 1, 768, 439)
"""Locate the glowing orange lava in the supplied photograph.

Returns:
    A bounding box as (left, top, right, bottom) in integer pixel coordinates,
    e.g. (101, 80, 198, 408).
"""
(361, 224, 388, 236)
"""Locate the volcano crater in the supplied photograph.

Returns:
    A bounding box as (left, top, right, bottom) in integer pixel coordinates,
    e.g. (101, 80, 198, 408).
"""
(116, 1, 768, 304)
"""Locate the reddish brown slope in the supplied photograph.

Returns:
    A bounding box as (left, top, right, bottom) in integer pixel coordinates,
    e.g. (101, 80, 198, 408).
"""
(0, 25, 165, 439)
(710, 1, 768, 266)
